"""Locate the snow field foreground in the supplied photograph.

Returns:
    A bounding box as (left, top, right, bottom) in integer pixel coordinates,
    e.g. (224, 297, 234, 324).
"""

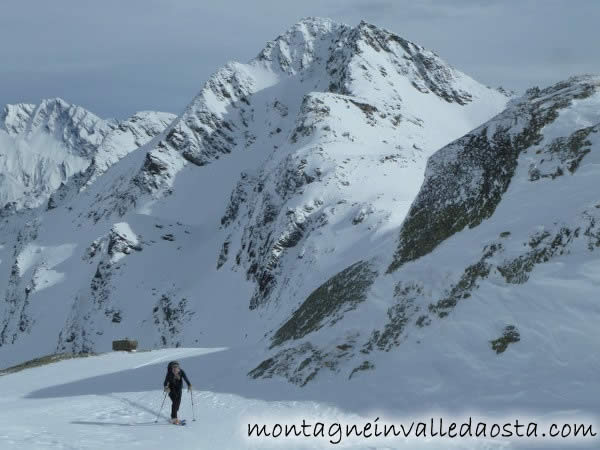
(0, 349, 597, 449)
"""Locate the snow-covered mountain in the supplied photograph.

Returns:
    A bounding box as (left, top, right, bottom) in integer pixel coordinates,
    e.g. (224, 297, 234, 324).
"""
(2, 17, 600, 447)
(0, 98, 175, 212)
(1, 16, 510, 372)
(251, 73, 600, 397)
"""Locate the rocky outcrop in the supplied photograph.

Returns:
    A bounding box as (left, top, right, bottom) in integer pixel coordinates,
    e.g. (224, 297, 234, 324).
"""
(0, 219, 40, 346)
(270, 261, 377, 347)
(490, 325, 520, 354)
(57, 223, 142, 353)
(388, 76, 598, 272)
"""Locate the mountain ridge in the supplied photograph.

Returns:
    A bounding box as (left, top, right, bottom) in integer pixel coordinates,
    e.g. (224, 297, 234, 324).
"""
(1, 17, 509, 373)
(0, 98, 175, 212)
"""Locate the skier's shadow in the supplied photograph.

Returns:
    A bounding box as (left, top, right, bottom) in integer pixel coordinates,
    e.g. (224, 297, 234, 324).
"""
(25, 346, 299, 403)
(26, 348, 229, 399)
(25, 346, 346, 412)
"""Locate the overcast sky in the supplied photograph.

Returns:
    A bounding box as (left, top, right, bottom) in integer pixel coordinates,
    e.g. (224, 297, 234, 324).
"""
(1, 0, 597, 119)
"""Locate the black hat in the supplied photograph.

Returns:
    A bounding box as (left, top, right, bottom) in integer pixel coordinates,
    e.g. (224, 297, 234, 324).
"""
(168, 360, 180, 369)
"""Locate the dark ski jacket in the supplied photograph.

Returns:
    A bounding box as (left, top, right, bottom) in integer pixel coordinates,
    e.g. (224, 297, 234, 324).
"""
(164, 369, 191, 392)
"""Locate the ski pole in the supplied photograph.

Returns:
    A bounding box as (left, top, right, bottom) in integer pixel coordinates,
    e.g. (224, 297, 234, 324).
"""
(155, 391, 168, 423)
(190, 390, 196, 422)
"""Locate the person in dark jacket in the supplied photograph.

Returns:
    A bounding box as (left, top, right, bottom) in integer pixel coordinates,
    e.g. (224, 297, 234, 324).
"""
(163, 360, 192, 424)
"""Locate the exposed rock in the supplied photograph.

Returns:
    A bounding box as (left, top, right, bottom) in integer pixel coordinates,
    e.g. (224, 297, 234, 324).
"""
(271, 261, 377, 347)
(490, 325, 520, 354)
(362, 281, 423, 352)
(388, 76, 598, 272)
(152, 294, 194, 347)
(349, 360, 375, 379)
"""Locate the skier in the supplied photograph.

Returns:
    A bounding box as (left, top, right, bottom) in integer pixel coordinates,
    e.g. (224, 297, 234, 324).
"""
(163, 360, 192, 424)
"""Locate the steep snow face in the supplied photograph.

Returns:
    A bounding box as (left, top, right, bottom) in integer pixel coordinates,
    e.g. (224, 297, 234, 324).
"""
(0, 99, 175, 211)
(0, 18, 508, 369)
(251, 76, 600, 392)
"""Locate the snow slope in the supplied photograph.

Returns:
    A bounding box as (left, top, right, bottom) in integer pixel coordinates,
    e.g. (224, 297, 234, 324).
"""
(0, 16, 598, 450)
(247, 75, 600, 428)
(3, 348, 594, 449)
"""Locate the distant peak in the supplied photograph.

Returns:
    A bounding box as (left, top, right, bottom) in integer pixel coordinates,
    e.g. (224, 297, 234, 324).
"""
(295, 16, 339, 27)
(39, 97, 70, 108)
(0, 103, 36, 134)
(292, 16, 347, 34)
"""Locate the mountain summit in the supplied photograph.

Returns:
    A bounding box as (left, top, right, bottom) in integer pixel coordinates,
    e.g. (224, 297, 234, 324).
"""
(0, 18, 509, 375)
(128, 17, 506, 198)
